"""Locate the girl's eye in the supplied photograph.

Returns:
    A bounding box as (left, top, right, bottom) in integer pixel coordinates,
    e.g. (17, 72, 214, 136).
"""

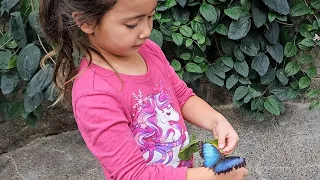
(126, 24, 137, 29)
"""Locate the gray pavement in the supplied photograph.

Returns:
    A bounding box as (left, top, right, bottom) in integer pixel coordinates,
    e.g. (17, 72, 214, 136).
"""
(0, 102, 319, 180)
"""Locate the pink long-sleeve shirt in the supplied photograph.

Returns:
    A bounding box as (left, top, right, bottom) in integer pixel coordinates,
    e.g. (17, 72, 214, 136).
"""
(72, 39, 195, 180)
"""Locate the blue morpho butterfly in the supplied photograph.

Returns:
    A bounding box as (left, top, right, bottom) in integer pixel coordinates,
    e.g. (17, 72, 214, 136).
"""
(198, 141, 246, 174)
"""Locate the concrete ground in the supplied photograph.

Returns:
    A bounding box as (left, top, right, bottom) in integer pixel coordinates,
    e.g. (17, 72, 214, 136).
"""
(0, 102, 319, 180)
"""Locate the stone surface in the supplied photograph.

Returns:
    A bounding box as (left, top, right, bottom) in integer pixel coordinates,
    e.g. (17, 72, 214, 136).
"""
(0, 104, 77, 155)
(1, 103, 320, 180)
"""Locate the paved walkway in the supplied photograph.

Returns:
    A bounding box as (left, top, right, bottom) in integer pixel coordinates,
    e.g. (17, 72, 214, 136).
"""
(0, 103, 319, 180)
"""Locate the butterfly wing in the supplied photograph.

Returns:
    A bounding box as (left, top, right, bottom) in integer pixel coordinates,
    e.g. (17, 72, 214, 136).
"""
(200, 142, 223, 168)
(213, 156, 246, 174)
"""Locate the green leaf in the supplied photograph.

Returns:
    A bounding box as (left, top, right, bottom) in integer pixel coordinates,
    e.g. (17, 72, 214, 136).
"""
(298, 55, 313, 65)
(268, 12, 277, 22)
(171, 60, 181, 71)
(220, 56, 234, 68)
(9, 12, 27, 47)
(206, 66, 224, 86)
(298, 77, 311, 89)
(26, 66, 54, 97)
(180, 25, 193, 38)
(192, 33, 206, 45)
(306, 66, 317, 78)
(211, 65, 226, 79)
(17, 44, 41, 81)
(226, 75, 239, 89)
(239, 77, 252, 85)
(150, 29, 164, 47)
(180, 53, 192, 61)
(261, 68, 276, 85)
(166, 0, 177, 8)
(186, 63, 202, 73)
(228, 16, 251, 40)
(285, 61, 301, 76)
(262, 0, 290, 15)
(252, 53, 270, 76)
(306, 90, 320, 99)
(221, 37, 237, 56)
(0, 0, 19, 15)
(266, 42, 284, 63)
(251, 98, 264, 111)
(28, 11, 42, 35)
(284, 42, 298, 57)
(185, 39, 193, 47)
(270, 87, 289, 101)
(252, 3, 267, 28)
(1, 72, 19, 95)
(0, 51, 13, 70)
(234, 61, 249, 77)
(191, 17, 206, 34)
(200, 3, 218, 23)
(276, 69, 289, 85)
(264, 22, 280, 45)
(172, 33, 183, 46)
(193, 56, 205, 63)
(309, 101, 320, 110)
(290, 3, 312, 17)
(311, 0, 320, 9)
(215, 24, 228, 36)
(178, 138, 199, 160)
(286, 88, 298, 100)
(264, 96, 281, 115)
(25, 113, 39, 127)
(299, 23, 313, 38)
(24, 92, 44, 113)
(241, 0, 252, 10)
(299, 38, 315, 48)
(176, 0, 188, 7)
(44, 83, 58, 102)
(234, 45, 245, 61)
(234, 86, 249, 100)
(240, 36, 259, 56)
(224, 6, 249, 20)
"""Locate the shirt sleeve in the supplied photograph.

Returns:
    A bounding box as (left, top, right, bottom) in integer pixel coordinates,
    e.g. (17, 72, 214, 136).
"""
(147, 39, 195, 108)
(73, 92, 188, 180)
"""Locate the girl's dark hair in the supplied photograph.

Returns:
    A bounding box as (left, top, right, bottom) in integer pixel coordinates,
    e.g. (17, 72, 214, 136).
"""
(39, 0, 116, 103)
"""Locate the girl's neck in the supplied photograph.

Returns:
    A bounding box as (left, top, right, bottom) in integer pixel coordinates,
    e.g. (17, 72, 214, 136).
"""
(87, 50, 148, 76)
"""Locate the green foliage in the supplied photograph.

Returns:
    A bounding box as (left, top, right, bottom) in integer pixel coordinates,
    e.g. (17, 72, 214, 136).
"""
(151, 0, 320, 116)
(1, 0, 320, 126)
(0, 0, 55, 126)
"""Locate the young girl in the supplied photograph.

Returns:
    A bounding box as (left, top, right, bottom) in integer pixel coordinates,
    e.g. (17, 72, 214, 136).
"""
(40, 0, 248, 179)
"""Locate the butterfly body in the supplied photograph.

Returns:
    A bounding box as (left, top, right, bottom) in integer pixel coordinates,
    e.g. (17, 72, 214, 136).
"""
(198, 141, 246, 174)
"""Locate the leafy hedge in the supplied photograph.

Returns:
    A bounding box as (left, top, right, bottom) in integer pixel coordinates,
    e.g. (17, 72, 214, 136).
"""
(0, 0, 319, 126)
(150, 0, 320, 116)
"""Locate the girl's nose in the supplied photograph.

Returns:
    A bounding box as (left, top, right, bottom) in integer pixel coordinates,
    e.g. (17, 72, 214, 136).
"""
(139, 21, 152, 39)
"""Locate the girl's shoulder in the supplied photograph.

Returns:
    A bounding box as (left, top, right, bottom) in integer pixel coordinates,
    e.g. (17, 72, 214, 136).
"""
(139, 39, 164, 58)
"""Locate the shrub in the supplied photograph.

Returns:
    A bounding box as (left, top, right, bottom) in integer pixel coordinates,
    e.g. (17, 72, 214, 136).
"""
(0, 0, 319, 126)
(150, 0, 320, 116)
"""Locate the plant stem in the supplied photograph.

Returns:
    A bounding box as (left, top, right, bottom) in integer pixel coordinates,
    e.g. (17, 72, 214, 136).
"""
(275, 20, 294, 27)
(0, 37, 13, 49)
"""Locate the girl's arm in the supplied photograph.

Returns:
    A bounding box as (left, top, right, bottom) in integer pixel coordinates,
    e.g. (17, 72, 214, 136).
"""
(181, 95, 239, 153)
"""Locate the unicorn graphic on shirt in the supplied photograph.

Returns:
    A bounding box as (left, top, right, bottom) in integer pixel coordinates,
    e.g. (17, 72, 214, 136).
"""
(132, 87, 190, 167)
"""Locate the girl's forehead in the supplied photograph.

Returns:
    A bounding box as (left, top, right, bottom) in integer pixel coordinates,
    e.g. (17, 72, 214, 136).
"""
(112, 0, 157, 16)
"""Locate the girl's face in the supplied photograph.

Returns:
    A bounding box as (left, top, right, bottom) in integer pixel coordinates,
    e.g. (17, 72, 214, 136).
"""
(86, 0, 158, 57)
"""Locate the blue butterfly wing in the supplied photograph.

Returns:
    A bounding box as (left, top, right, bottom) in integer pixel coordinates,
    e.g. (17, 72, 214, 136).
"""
(213, 156, 246, 174)
(201, 143, 223, 168)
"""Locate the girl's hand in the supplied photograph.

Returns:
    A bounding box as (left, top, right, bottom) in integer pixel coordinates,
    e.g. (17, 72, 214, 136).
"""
(212, 115, 239, 154)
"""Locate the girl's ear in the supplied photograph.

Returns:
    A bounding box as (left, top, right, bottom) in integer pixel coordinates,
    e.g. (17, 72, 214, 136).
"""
(72, 12, 95, 34)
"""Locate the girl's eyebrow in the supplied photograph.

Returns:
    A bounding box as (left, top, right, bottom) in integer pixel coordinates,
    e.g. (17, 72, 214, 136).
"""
(123, 5, 157, 20)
